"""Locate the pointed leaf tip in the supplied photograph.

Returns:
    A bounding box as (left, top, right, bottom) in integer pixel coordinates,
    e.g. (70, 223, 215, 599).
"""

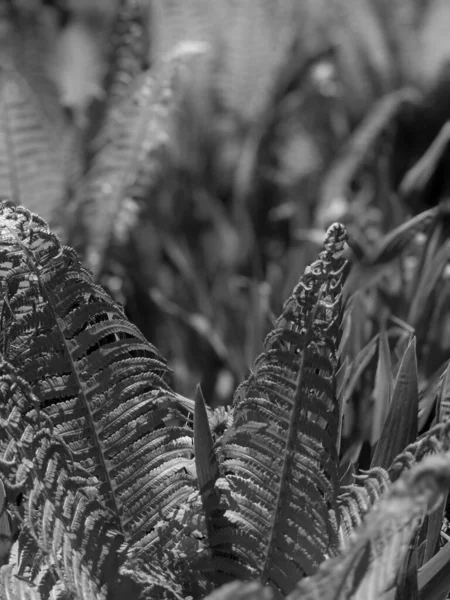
(371, 337, 418, 470)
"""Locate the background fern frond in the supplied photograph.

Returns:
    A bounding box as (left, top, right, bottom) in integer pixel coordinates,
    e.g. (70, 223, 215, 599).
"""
(72, 43, 206, 280)
(104, 0, 150, 110)
(208, 223, 348, 596)
(0, 68, 66, 224)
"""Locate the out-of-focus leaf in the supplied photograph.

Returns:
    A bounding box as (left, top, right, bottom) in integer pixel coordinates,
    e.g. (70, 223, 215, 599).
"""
(422, 494, 447, 567)
(395, 545, 418, 600)
(437, 362, 450, 424)
(371, 327, 393, 445)
(49, 17, 106, 124)
(408, 239, 450, 328)
(416, 0, 450, 90)
(202, 580, 274, 600)
(368, 206, 440, 266)
(371, 337, 418, 469)
(149, 288, 230, 364)
(343, 207, 443, 299)
(316, 88, 422, 230)
(418, 542, 450, 600)
(400, 122, 450, 213)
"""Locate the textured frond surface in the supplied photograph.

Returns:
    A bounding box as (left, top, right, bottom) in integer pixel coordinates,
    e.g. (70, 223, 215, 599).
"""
(289, 453, 450, 600)
(336, 467, 390, 548)
(212, 224, 348, 596)
(0, 360, 185, 600)
(0, 68, 65, 223)
(0, 563, 50, 600)
(0, 202, 196, 552)
(0, 361, 124, 600)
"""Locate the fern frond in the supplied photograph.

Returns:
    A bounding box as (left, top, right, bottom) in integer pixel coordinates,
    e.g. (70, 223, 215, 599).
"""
(0, 360, 123, 599)
(105, 0, 150, 109)
(0, 563, 49, 600)
(334, 417, 450, 552)
(288, 453, 450, 600)
(336, 467, 390, 548)
(210, 224, 348, 595)
(212, 0, 296, 123)
(388, 421, 450, 481)
(0, 68, 65, 223)
(0, 359, 185, 600)
(73, 43, 206, 279)
(0, 202, 197, 552)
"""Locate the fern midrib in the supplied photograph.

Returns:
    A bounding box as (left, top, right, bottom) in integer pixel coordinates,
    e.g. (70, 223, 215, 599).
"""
(5, 228, 124, 529)
(260, 296, 323, 584)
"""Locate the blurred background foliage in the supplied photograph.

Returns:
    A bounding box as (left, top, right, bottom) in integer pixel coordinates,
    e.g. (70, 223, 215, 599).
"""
(1, 0, 450, 472)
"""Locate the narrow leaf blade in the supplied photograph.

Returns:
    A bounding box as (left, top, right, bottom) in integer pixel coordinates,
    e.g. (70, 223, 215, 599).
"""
(371, 337, 418, 469)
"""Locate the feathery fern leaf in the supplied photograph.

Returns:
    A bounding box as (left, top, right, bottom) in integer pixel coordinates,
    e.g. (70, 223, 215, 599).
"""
(0, 201, 196, 553)
(0, 359, 185, 600)
(0, 361, 122, 600)
(388, 420, 450, 482)
(336, 418, 450, 554)
(73, 43, 206, 280)
(208, 223, 348, 596)
(0, 68, 66, 224)
(288, 453, 450, 600)
(336, 467, 390, 549)
(0, 563, 50, 600)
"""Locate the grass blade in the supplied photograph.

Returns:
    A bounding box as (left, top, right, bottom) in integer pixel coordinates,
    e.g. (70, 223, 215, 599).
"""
(371, 337, 418, 469)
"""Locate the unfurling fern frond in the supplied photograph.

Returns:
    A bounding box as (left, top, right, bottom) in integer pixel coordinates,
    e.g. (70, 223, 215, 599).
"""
(0, 68, 66, 224)
(206, 224, 348, 596)
(288, 453, 450, 600)
(72, 43, 207, 280)
(0, 201, 196, 554)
